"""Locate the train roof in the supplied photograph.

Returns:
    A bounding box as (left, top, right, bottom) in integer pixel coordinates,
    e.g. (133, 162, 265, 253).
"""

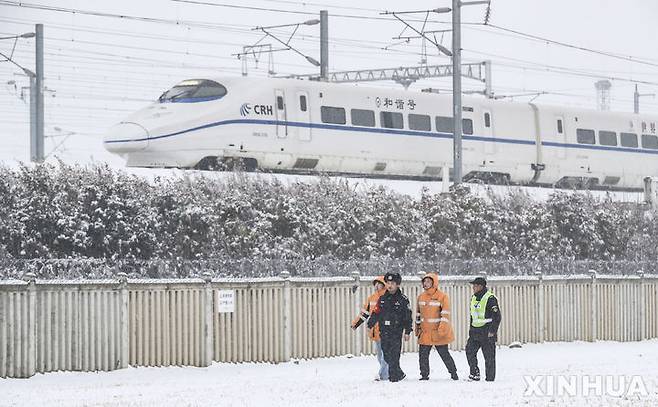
(204, 76, 658, 121)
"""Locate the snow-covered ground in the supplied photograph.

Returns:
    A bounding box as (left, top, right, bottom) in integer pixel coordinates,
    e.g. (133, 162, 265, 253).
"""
(2, 340, 657, 406)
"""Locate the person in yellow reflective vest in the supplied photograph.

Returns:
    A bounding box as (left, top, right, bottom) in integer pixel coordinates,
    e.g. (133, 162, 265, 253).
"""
(351, 276, 388, 381)
(466, 277, 501, 382)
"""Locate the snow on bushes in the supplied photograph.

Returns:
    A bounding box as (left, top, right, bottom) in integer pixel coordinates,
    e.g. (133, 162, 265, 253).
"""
(0, 162, 655, 278)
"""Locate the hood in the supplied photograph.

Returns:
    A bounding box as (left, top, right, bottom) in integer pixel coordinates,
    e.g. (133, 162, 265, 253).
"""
(422, 272, 439, 293)
(373, 275, 386, 294)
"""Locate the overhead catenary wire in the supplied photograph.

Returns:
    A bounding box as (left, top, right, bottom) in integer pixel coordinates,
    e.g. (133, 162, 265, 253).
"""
(1, 0, 658, 130)
(3, 0, 657, 69)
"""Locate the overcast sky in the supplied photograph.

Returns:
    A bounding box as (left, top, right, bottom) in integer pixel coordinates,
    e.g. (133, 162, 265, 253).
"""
(1, 0, 657, 165)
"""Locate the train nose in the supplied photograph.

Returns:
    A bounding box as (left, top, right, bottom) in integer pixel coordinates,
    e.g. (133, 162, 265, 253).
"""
(103, 122, 149, 153)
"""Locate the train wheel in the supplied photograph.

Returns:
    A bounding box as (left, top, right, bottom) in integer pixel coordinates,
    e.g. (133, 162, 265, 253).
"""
(195, 156, 222, 171)
(223, 157, 258, 172)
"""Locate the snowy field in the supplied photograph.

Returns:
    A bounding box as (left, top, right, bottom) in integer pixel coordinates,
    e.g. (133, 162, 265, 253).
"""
(2, 340, 657, 407)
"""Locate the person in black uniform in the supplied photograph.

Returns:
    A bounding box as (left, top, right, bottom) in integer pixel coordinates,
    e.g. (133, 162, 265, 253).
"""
(367, 272, 412, 382)
(466, 277, 501, 382)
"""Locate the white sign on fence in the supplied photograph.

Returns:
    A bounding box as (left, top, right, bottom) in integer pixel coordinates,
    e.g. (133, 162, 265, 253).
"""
(217, 290, 235, 313)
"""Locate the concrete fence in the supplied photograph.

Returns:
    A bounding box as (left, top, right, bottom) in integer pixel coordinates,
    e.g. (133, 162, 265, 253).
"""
(1, 271, 656, 378)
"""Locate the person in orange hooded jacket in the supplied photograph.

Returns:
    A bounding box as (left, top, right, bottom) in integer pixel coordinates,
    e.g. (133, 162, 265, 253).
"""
(351, 276, 388, 381)
(415, 272, 458, 381)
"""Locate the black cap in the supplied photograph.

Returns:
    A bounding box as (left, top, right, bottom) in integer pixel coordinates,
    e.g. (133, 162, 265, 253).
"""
(469, 277, 487, 286)
(384, 272, 402, 285)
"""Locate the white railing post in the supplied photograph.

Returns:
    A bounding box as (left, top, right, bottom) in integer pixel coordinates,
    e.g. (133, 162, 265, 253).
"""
(638, 270, 646, 341)
(589, 270, 597, 342)
(535, 272, 544, 343)
(117, 272, 129, 369)
(280, 271, 292, 362)
(203, 272, 214, 367)
(23, 272, 37, 378)
(351, 271, 361, 356)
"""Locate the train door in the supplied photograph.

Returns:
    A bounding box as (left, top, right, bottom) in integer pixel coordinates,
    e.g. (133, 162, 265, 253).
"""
(555, 115, 566, 159)
(483, 110, 495, 155)
(275, 89, 288, 138)
(296, 90, 311, 141)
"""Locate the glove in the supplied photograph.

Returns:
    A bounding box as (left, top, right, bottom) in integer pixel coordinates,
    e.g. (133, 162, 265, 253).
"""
(414, 325, 422, 337)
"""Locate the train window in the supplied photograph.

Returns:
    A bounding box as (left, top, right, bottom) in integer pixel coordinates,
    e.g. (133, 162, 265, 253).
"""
(299, 95, 307, 112)
(158, 79, 227, 103)
(435, 116, 473, 135)
(463, 118, 473, 135)
(351, 109, 375, 127)
(557, 119, 563, 134)
(642, 134, 658, 149)
(576, 128, 595, 144)
(436, 116, 453, 133)
(277, 96, 284, 110)
(620, 132, 638, 148)
(321, 106, 346, 124)
(599, 131, 618, 146)
(408, 114, 431, 131)
(380, 111, 404, 129)
(484, 112, 491, 128)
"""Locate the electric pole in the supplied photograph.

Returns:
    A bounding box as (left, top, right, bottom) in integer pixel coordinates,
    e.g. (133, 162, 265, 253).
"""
(634, 84, 655, 114)
(29, 74, 37, 161)
(452, 1, 491, 185)
(452, 0, 463, 185)
(320, 10, 328, 80)
(35, 23, 44, 162)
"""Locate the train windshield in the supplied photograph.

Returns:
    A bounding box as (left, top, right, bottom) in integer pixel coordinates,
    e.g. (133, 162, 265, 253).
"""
(158, 79, 227, 103)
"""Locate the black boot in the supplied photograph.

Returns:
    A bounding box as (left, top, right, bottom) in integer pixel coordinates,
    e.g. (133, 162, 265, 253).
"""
(419, 376, 429, 381)
(451, 372, 459, 381)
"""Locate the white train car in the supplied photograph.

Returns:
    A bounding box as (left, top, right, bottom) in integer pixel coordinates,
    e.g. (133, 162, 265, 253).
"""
(104, 76, 658, 189)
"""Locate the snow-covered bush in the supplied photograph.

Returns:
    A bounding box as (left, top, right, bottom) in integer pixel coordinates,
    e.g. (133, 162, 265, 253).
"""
(0, 162, 655, 279)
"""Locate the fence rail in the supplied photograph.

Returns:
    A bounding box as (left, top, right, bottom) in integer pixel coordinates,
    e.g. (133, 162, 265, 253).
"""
(1, 271, 657, 378)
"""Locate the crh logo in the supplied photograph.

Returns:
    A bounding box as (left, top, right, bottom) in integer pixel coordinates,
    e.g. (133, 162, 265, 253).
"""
(240, 102, 273, 116)
(240, 103, 252, 116)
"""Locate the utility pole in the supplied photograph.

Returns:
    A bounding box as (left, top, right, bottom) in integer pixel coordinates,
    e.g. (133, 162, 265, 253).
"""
(35, 24, 44, 163)
(451, 0, 463, 185)
(320, 10, 328, 80)
(484, 60, 493, 99)
(29, 74, 37, 161)
(452, 0, 491, 185)
(634, 84, 655, 114)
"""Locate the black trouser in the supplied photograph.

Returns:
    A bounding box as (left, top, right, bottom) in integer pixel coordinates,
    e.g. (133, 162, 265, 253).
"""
(419, 344, 457, 378)
(381, 331, 404, 381)
(465, 334, 496, 381)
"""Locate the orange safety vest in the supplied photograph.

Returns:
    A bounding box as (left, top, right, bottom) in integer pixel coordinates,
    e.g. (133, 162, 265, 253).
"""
(415, 273, 455, 346)
(351, 276, 386, 342)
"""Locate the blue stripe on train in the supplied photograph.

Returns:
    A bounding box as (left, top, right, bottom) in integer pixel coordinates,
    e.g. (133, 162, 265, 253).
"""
(104, 118, 658, 155)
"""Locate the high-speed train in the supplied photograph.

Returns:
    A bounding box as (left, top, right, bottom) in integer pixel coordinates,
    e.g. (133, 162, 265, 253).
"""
(103, 76, 658, 189)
